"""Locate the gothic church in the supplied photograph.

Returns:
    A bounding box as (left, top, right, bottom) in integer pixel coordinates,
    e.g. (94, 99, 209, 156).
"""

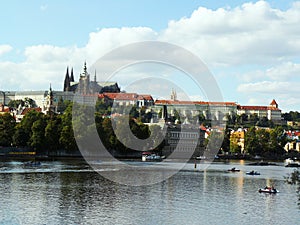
(63, 62, 120, 94)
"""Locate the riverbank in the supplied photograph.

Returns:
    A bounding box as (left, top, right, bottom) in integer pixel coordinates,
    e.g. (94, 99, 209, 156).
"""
(1, 146, 299, 162)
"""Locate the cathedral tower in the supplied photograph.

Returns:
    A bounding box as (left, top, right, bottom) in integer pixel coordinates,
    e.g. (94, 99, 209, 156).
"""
(63, 67, 70, 91)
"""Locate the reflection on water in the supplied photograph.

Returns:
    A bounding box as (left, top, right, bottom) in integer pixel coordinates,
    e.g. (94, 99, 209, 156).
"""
(0, 160, 299, 225)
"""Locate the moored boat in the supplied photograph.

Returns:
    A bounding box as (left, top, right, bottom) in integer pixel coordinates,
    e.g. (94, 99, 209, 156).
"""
(285, 158, 300, 167)
(142, 152, 164, 162)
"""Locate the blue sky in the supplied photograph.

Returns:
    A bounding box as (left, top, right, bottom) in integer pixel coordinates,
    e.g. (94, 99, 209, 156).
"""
(1, 0, 300, 112)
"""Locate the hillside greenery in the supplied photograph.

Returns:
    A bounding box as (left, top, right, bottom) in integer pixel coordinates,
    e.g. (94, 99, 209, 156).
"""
(0, 99, 297, 158)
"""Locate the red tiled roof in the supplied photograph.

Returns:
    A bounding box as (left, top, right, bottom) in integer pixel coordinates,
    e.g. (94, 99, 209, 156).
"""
(21, 107, 42, 115)
(0, 104, 10, 113)
(237, 105, 280, 111)
(155, 100, 237, 106)
(99, 93, 154, 101)
(270, 99, 277, 106)
(139, 95, 154, 101)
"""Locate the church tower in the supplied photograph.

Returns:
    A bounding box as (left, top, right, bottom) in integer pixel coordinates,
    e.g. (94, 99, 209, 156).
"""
(171, 88, 177, 101)
(63, 67, 70, 91)
(270, 99, 278, 108)
(43, 84, 56, 115)
(78, 61, 90, 95)
(70, 67, 74, 82)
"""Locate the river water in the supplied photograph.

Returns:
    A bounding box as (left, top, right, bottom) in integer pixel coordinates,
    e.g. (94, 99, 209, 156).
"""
(0, 159, 299, 225)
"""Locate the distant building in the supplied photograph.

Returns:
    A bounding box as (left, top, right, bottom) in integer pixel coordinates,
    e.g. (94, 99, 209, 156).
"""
(287, 121, 300, 128)
(42, 85, 57, 115)
(98, 92, 154, 108)
(155, 99, 237, 121)
(237, 99, 282, 123)
(63, 62, 120, 94)
(162, 124, 206, 159)
(15, 107, 42, 123)
(155, 92, 283, 124)
(230, 129, 245, 153)
(284, 141, 300, 152)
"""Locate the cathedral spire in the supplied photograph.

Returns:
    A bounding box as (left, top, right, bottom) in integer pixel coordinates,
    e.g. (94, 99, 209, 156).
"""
(49, 83, 53, 97)
(66, 66, 69, 77)
(70, 67, 74, 82)
(63, 67, 70, 91)
(94, 69, 97, 82)
(83, 61, 87, 76)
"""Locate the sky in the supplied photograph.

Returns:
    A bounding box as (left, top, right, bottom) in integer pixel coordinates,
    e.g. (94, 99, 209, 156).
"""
(1, 0, 300, 112)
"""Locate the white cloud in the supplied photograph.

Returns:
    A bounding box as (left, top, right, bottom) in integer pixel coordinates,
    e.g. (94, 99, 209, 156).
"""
(0, 27, 158, 91)
(159, 1, 300, 66)
(0, 45, 13, 56)
(237, 81, 300, 94)
(86, 27, 157, 63)
(239, 62, 300, 82)
(265, 62, 300, 81)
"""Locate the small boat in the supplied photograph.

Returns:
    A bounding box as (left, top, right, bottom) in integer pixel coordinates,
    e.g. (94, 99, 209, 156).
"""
(246, 170, 260, 175)
(258, 187, 279, 194)
(285, 163, 300, 167)
(228, 167, 240, 172)
(142, 152, 164, 162)
(196, 156, 206, 160)
(285, 158, 300, 167)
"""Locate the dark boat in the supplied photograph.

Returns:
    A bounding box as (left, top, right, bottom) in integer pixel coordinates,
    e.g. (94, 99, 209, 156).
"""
(228, 167, 240, 172)
(285, 163, 300, 167)
(246, 170, 260, 175)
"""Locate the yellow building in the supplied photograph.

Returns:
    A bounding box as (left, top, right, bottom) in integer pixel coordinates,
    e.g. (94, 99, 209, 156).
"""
(230, 129, 245, 153)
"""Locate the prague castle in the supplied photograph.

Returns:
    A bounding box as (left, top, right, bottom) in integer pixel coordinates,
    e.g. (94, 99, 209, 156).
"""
(63, 62, 120, 94)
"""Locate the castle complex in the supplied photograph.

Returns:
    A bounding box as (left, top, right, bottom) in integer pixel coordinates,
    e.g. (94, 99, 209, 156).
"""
(0, 62, 283, 125)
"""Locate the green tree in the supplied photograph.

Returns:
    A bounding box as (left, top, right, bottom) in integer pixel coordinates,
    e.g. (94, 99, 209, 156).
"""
(256, 129, 270, 156)
(101, 117, 116, 150)
(45, 116, 62, 155)
(30, 118, 47, 153)
(13, 127, 28, 147)
(230, 135, 241, 153)
(8, 99, 24, 108)
(0, 113, 16, 146)
(95, 98, 112, 115)
(245, 127, 260, 156)
(13, 110, 43, 147)
(267, 126, 287, 157)
(248, 114, 259, 126)
(221, 128, 231, 153)
(24, 97, 37, 108)
(57, 98, 72, 113)
(59, 103, 78, 153)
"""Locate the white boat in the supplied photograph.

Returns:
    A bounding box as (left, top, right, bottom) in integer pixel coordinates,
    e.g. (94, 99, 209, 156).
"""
(258, 187, 279, 194)
(285, 158, 300, 167)
(142, 152, 163, 162)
